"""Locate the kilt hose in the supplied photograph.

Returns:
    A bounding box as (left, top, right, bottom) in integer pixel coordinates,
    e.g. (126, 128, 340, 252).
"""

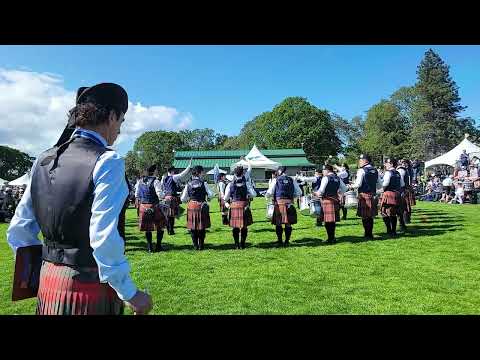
(271, 198, 297, 226)
(139, 203, 167, 232)
(379, 190, 401, 217)
(320, 196, 340, 223)
(229, 200, 253, 228)
(187, 200, 211, 230)
(357, 192, 378, 218)
(36, 261, 124, 315)
(164, 195, 180, 217)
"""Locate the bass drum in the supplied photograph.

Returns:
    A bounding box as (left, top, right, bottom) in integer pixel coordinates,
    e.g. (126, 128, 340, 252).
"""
(344, 191, 358, 209)
(309, 196, 322, 218)
(300, 195, 311, 216)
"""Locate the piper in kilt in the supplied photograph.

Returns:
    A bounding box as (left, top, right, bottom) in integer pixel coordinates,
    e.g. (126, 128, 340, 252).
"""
(380, 158, 403, 237)
(396, 159, 411, 232)
(296, 169, 324, 227)
(180, 165, 215, 250)
(7, 83, 152, 315)
(217, 173, 230, 226)
(348, 154, 382, 240)
(315, 165, 347, 244)
(160, 161, 192, 235)
(265, 166, 303, 247)
(224, 166, 257, 249)
(136, 165, 167, 252)
(334, 163, 351, 220)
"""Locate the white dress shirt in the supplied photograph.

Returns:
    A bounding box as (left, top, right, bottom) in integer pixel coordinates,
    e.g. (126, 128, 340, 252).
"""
(7, 128, 137, 302)
(265, 176, 303, 198)
(317, 174, 347, 196)
(217, 181, 227, 198)
(382, 169, 405, 189)
(223, 178, 257, 202)
(135, 177, 163, 200)
(180, 177, 215, 203)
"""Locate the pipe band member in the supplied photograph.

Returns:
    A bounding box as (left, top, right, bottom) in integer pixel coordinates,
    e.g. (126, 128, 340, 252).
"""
(223, 166, 257, 249)
(397, 159, 412, 231)
(180, 165, 214, 250)
(217, 173, 230, 225)
(315, 164, 347, 244)
(348, 154, 382, 240)
(380, 158, 404, 237)
(265, 166, 303, 246)
(136, 165, 167, 252)
(403, 159, 416, 222)
(297, 168, 324, 227)
(7, 83, 152, 315)
(334, 163, 351, 220)
(160, 160, 192, 235)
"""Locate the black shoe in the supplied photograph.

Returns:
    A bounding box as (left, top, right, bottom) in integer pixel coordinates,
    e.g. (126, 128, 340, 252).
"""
(284, 241, 289, 247)
(400, 225, 407, 232)
(364, 235, 374, 240)
(155, 244, 164, 252)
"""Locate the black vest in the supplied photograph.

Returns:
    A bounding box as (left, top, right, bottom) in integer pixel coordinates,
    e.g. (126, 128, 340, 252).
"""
(358, 165, 379, 194)
(137, 176, 159, 204)
(31, 137, 126, 267)
(324, 174, 341, 197)
(397, 166, 410, 188)
(188, 178, 207, 202)
(231, 176, 248, 201)
(274, 175, 294, 200)
(313, 176, 322, 191)
(164, 175, 179, 196)
(384, 169, 401, 192)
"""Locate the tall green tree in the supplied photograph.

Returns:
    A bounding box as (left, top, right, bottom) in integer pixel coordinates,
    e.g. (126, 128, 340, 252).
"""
(0, 146, 34, 181)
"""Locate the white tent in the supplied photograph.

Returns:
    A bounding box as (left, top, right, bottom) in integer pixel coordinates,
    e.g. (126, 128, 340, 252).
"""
(206, 168, 227, 175)
(8, 172, 31, 186)
(231, 145, 280, 171)
(0, 178, 8, 185)
(425, 135, 480, 168)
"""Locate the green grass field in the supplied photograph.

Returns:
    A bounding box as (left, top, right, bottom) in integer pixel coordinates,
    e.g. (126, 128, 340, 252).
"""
(1, 198, 479, 315)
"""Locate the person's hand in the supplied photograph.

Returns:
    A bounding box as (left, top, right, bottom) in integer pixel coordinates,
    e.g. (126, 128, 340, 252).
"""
(124, 290, 153, 315)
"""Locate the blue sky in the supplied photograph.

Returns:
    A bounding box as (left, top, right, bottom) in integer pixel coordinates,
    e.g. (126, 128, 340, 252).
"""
(0, 45, 478, 156)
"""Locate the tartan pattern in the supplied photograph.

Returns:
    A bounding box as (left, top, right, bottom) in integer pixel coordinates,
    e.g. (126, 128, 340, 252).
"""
(186, 201, 211, 230)
(164, 195, 180, 217)
(271, 199, 297, 225)
(139, 203, 167, 232)
(356, 192, 378, 218)
(399, 191, 411, 214)
(320, 196, 340, 223)
(379, 191, 400, 217)
(36, 261, 123, 315)
(405, 187, 416, 207)
(229, 200, 253, 228)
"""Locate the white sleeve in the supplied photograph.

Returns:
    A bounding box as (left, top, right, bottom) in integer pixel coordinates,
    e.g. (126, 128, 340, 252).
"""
(135, 180, 140, 198)
(298, 176, 317, 184)
(337, 170, 348, 179)
(338, 179, 347, 194)
(351, 169, 364, 189)
(173, 164, 191, 183)
(382, 171, 392, 188)
(293, 179, 302, 198)
(180, 185, 189, 203)
(318, 176, 329, 195)
(247, 182, 257, 198)
(154, 179, 164, 199)
(90, 151, 136, 302)
(205, 182, 215, 199)
(224, 183, 232, 202)
(265, 179, 276, 198)
(6, 160, 42, 254)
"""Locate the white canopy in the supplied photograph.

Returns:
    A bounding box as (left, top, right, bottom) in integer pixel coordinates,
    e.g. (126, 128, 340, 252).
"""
(0, 178, 8, 185)
(8, 172, 31, 186)
(425, 135, 480, 168)
(206, 168, 227, 175)
(231, 145, 280, 171)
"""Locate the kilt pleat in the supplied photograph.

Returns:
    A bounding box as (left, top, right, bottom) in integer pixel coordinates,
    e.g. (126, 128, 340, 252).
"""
(229, 200, 253, 228)
(187, 201, 211, 230)
(139, 203, 167, 232)
(356, 192, 378, 218)
(320, 196, 340, 223)
(271, 199, 297, 225)
(36, 261, 123, 315)
(379, 191, 400, 217)
(164, 195, 180, 217)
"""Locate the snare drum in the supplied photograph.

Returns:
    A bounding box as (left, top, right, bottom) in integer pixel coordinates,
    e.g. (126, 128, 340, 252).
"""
(344, 191, 358, 209)
(463, 180, 474, 192)
(266, 203, 274, 219)
(309, 196, 322, 218)
(300, 195, 312, 216)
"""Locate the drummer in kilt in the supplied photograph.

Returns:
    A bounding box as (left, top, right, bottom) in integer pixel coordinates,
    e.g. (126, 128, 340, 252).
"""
(335, 163, 351, 220)
(348, 154, 382, 240)
(217, 173, 230, 225)
(224, 166, 257, 249)
(160, 160, 192, 235)
(315, 165, 347, 244)
(136, 165, 168, 252)
(404, 159, 416, 223)
(380, 158, 403, 237)
(297, 168, 324, 227)
(265, 166, 303, 247)
(396, 159, 412, 232)
(180, 166, 215, 250)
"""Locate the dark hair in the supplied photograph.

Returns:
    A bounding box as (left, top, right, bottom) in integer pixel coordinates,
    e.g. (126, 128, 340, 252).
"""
(192, 165, 204, 176)
(315, 167, 323, 173)
(71, 101, 121, 128)
(342, 163, 349, 171)
(277, 166, 287, 174)
(324, 164, 334, 172)
(144, 164, 156, 176)
(167, 166, 175, 174)
(385, 158, 397, 167)
(234, 166, 244, 177)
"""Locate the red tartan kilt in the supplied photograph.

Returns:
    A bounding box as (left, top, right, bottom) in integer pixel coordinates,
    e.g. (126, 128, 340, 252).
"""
(406, 187, 416, 207)
(271, 199, 297, 225)
(356, 192, 378, 218)
(187, 201, 211, 230)
(400, 191, 411, 214)
(164, 195, 180, 217)
(139, 203, 167, 232)
(320, 196, 340, 223)
(36, 261, 123, 315)
(380, 191, 400, 217)
(229, 200, 253, 228)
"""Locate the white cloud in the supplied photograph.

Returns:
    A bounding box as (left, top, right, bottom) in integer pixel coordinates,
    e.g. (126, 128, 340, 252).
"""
(0, 68, 193, 157)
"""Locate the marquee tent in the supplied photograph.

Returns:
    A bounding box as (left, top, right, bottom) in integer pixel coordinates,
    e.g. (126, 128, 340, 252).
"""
(231, 145, 280, 171)
(425, 135, 480, 168)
